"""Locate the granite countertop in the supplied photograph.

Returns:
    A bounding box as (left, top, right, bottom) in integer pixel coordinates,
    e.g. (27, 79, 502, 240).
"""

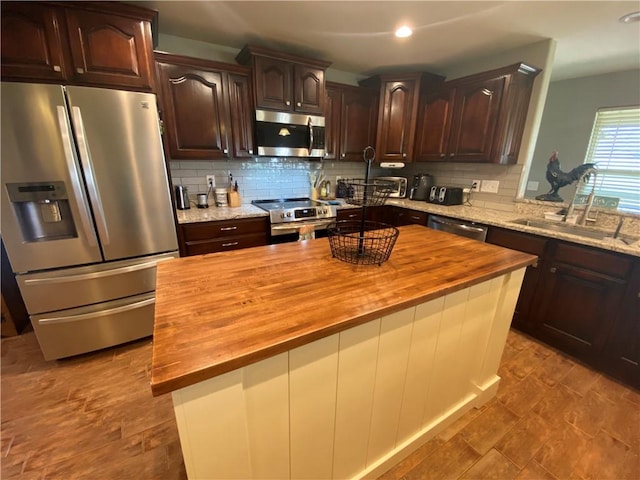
(175, 204, 268, 224)
(386, 199, 640, 257)
(175, 200, 640, 257)
(150, 225, 536, 395)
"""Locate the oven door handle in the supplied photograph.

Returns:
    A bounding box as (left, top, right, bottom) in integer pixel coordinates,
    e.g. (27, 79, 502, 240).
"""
(271, 219, 335, 232)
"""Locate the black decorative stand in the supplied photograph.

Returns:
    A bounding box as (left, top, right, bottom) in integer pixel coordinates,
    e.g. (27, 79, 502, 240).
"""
(327, 146, 399, 266)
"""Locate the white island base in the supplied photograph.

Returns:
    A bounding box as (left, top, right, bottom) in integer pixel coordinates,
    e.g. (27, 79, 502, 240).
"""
(171, 269, 525, 480)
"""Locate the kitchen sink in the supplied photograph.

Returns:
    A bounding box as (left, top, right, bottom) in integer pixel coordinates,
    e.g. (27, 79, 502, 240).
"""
(510, 218, 639, 245)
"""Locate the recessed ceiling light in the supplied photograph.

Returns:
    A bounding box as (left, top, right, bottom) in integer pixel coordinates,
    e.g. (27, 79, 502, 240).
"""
(619, 11, 640, 23)
(395, 25, 413, 38)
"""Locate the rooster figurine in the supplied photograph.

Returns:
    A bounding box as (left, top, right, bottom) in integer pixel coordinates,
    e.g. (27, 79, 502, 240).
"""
(535, 151, 597, 202)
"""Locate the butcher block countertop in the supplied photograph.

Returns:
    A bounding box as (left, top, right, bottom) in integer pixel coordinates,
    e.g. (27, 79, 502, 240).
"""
(150, 225, 536, 396)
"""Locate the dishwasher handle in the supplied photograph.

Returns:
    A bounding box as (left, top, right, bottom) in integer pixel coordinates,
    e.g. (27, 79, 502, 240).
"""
(428, 215, 488, 241)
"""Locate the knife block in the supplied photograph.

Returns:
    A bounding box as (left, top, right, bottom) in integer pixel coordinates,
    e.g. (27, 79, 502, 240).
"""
(228, 190, 241, 207)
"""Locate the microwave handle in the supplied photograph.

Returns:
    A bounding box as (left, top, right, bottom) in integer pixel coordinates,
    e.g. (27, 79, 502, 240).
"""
(308, 118, 313, 155)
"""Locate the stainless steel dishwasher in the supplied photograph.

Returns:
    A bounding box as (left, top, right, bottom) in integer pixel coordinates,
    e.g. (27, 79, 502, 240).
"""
(427, 214, 488, 241)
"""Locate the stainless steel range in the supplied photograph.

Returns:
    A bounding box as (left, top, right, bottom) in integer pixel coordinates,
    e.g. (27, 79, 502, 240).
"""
(252, 198, 337, 241)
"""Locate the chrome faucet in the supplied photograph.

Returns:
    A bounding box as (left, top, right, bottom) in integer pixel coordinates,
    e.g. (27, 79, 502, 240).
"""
(564, 171, 597, 225)
(613, 216, 625, 239)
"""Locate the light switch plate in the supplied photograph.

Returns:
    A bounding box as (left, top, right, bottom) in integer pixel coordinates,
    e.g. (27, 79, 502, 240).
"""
(481, 180, 499, 193)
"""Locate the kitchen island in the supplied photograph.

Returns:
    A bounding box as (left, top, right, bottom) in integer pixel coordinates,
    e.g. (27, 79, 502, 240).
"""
(151, 225, 536, 480)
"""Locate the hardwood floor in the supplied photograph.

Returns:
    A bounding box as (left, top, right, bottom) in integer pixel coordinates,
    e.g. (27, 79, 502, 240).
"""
(2, 327, 638, 479)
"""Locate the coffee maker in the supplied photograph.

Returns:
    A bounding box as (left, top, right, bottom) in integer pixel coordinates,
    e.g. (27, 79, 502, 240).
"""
(409, 174, 433, 201)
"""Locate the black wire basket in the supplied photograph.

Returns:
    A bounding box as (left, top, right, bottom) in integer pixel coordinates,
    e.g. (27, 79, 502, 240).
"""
(328, 220, 399, 266)
(340, 178, 395, 207)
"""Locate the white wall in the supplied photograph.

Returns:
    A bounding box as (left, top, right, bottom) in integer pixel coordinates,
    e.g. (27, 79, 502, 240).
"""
(525, 69, 640, 200)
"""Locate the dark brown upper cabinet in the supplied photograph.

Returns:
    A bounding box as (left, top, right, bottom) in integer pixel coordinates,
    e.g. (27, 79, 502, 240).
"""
(1, 1, 156, 91)
(360, 72, 445, 163)
(414, 63, 541, 164)
(236, 45, 331, 115)
(155, 52, 254, 160)
(325, 82, 378, 162)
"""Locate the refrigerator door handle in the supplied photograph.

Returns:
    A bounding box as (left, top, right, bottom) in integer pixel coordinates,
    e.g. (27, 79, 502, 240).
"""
(22, 259, 168, 285)
(71, 106, 110, 246)
(37, 297, 155, 325)
(57, 106, 98, 247)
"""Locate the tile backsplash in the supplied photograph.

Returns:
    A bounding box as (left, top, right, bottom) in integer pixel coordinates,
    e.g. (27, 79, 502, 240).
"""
(169, 158, 384, 203)
(168, 157, 524, 210)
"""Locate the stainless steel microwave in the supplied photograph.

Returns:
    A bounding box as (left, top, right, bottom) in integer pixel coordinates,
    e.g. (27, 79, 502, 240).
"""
(255, 109, 325, 158)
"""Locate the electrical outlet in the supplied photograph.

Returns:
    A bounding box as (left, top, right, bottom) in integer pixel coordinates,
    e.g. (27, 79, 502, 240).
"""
(206, 175, 215, 188)
(481, 180, 500, 193)
(471, 180, 481, 192)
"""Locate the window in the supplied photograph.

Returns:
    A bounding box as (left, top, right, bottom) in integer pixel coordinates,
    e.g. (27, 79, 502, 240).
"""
(578, 107, 640, 213)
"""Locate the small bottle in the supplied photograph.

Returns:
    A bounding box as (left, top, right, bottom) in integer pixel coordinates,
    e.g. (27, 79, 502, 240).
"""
(320, 182, 327, 198)
(325, 180, 331, 197)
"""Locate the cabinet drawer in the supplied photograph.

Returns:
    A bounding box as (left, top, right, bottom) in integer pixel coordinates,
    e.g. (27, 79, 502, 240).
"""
(551, 242, 633, 280)
(337, 209, 362, 221)
(184, 233, 268, 256)
(486, 227, 547, 255)
(397, 209, 428, 226)
(182, 218, 268, 242)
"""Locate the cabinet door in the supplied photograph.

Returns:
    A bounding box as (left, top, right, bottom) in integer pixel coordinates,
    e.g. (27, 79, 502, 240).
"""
(293, 64, 324, 114)
(447, 76, 505, 162)
(65, 8, 154, 90)
(601, 260, 640, 389)
(324, 86, 342, 161)
(254, 56, 292, 111)
(534, 243, 631, 365)
(340, 88, 378, 162)
(228, 72, 255, 158)
(414, 88, 455, 162)
(157, 63, 230, 160)
(376, 80, 416, 162)
(485, 227, 547, 333)
(1, 2, 70, 82)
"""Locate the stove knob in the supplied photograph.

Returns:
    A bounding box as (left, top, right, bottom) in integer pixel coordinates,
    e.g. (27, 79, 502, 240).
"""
(280, 213, 285, 218)
(286, 212, 292, 217)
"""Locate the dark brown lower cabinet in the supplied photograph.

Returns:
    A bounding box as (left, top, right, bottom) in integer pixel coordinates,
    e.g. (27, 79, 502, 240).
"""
(486, 227, 547, 332)
(487, 225, 639, 389)
(179, 217, 269, 256)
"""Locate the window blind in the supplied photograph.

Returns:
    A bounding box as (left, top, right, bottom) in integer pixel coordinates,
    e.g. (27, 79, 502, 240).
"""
(578, 106, 640, 213)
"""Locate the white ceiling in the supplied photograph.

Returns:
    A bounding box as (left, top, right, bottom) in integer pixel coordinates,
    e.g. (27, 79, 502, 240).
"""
(136, 1, 640, 80)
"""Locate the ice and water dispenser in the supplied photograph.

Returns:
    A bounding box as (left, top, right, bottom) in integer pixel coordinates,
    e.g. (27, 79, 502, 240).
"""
(5, 182, 77, 242)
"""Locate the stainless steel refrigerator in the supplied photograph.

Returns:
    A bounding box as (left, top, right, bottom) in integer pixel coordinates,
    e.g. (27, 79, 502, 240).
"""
(1, 82, 178, 360)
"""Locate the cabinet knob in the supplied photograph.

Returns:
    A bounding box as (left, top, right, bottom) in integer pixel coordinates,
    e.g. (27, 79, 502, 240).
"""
(341, 153, 345, 158)
(53, 65, 61, 72)
(550, 267, 557, 273)
(249, 149, 253, 154)
(402, 153, 407, 158)
(223, 148, 229, 154)
(76, 68, 84, 74)
(440, 153, 446, 158)
(297, 102, 301, 107)
(222, 241, 239, 248)
(449, 153, 454, 157)
(286, 100, 291, 106)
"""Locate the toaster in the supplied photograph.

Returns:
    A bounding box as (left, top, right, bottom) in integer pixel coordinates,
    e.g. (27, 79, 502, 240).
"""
(373, 177, 408, 198)
(428, 186, 464, 206)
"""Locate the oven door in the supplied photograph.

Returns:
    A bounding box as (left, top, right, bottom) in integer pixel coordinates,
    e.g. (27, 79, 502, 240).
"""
(270, 219, 335, 243)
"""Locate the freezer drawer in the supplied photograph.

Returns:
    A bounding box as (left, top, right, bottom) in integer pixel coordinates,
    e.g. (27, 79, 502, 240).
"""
(31, 292, 155, 361)
(17, 252, 177, 314)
